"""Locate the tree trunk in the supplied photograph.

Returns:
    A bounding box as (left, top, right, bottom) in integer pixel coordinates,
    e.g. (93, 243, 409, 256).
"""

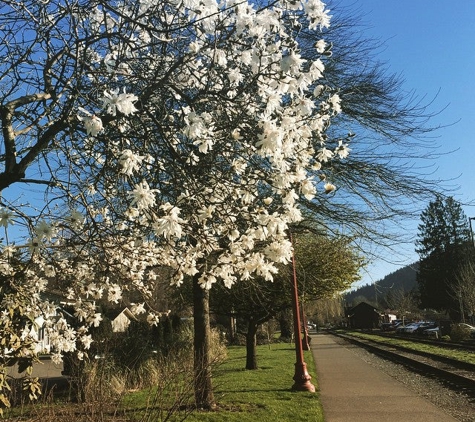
(245, 319, 259, 370)
(278, 309, 293, 339)
(229, 314, 237, 344)
(192, 273, 215, 409)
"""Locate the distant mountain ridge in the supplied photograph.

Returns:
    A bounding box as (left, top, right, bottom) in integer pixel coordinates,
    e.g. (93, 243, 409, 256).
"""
(345, 262, 419, 305)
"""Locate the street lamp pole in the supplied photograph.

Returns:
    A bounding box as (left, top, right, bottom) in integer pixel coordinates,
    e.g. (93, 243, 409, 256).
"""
(289, 232, 315, 392)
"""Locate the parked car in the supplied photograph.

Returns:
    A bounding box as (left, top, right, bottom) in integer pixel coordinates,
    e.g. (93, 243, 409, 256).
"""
(424, 323, 475, 339)
(423, 327, 440, 337)
(414, 322, 437, 335)
(380, 322, 393, 331)
(403, 322, 427, 334)
(457, 323, 475, 331)
(395, 322, 417, 334)
(396, 322, 433, 334)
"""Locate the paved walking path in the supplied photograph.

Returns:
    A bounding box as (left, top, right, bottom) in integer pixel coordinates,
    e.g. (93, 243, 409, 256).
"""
(310, 333, 459, 422)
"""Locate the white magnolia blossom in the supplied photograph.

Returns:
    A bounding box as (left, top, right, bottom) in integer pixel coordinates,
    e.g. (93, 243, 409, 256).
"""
(131, 302, 146, 315)
(119, 149, 145, 175)
(335, 140, 351, 159)
(128, 180, 158, 210)
(147, 313, 160, 326)
(67, 209, 86, 230)
(89, 313, 103, 327)
(27, 237, 44, 254)
(108, 284, 123, 303)
(50, 352, 64, 365)
(315, 39, 326, 53)
(324, 182, 336, 193)
(35, 220, 57, 242)
(153, 203, 186, 240)
(80, 334, 93, 350)
(0, 208, 14, 228)
(102, 89, 138, 116)
(317, 147, 334, 162)
(78, 108, 104, 136)
(301, 178, 317, 200)
(329, 93, 342, 114)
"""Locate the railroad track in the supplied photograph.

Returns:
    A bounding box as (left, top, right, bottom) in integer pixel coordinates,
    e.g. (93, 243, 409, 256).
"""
(376, 331, 475, 352)
(330, 331, 475, 397)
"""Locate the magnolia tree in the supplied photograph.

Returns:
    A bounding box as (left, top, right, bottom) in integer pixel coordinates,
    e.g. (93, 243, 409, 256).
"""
(0, 0, 346, 409)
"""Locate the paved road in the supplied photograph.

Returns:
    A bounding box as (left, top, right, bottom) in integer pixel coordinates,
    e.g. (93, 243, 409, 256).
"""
(7, 357, 70, 392)
(8, 357, 64, 379)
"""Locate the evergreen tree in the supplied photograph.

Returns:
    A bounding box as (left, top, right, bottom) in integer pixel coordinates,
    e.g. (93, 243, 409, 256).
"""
(416, 196, 472, 318)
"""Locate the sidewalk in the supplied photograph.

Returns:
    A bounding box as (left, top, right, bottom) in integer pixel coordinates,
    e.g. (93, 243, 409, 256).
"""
(310, 333, 459, 422)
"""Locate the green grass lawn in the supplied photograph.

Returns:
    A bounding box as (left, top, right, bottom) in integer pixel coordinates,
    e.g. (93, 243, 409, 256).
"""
(123, 342, 324, 422)
(184, 343, 323, 422)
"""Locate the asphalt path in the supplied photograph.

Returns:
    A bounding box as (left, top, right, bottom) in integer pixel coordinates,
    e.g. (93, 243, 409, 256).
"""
(310, 333, 459, 422)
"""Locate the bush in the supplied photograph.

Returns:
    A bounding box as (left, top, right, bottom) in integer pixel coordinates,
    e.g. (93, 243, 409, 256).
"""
(3, 317, 229, 421)
(110, 320, 156, 372)
(450, 324, 471, 342)
(81, 318, 227, 397)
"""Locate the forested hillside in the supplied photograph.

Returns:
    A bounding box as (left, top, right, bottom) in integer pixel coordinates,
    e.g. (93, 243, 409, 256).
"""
(345, 262, 419, 306)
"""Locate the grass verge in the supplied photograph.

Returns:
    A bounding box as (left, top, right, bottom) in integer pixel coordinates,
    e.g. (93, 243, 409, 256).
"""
(340, 330, 475, 364)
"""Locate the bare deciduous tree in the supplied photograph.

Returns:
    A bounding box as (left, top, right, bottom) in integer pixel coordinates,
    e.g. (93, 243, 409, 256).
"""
(454, 262, 475, 323)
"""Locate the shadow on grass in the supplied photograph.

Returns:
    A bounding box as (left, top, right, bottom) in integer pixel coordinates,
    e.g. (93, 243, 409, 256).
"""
(216, 387, 300, 394)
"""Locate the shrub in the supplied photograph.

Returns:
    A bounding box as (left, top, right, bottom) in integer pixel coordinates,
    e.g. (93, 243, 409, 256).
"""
(450, 324, 471, 342)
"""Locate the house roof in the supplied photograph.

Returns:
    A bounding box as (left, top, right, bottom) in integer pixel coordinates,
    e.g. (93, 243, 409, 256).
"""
(108, 307, 138, 321)
(348, 301, 381, 314)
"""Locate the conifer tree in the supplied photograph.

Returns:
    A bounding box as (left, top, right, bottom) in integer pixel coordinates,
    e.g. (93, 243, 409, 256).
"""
(416, 196, 472, 317)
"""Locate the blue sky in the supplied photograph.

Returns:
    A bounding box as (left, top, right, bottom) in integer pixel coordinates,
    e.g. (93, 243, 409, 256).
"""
(339, 0, 475, 286)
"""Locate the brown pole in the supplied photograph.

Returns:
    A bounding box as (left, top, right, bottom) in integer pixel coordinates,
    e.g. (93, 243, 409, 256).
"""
(289, 232, 315, 392)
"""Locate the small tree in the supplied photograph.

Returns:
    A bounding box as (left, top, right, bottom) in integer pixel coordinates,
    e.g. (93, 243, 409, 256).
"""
(209, 230, 362, 369)
(454, 262, 475, 323)
(306, 296, 345, 327)
(211, 272, 291, 370)
(385, 288, 419, 320)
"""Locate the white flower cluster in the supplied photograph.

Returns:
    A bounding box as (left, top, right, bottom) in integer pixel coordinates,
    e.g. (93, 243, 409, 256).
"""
(119, 149, 145, 175)
(1, 0, 352, 367)
(69, 0, 345, 290)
